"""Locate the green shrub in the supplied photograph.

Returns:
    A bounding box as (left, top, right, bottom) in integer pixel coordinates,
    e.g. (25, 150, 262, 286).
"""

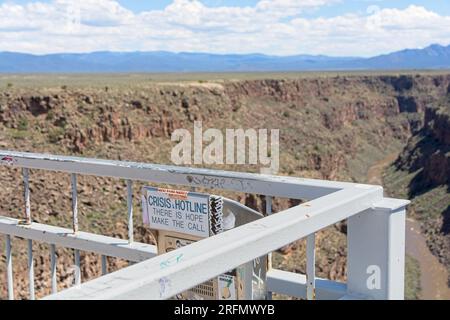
(48, 127, 65, 143)
(17, 117, 29, 131)
(46, 110, 55, 121)
(10, 129, 29, 140)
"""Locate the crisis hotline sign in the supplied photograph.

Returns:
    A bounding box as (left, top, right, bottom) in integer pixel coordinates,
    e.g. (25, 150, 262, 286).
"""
(141, 187, 210, 238)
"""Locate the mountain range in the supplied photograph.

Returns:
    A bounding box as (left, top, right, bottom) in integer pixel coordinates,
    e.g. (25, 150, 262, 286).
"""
(0, 44, 449, 73)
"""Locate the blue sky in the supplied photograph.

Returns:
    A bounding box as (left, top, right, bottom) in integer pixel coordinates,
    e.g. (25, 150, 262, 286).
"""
(0, 0, 449, 56)
(120, 0, 450, 16)
(5, 0, 450, 16)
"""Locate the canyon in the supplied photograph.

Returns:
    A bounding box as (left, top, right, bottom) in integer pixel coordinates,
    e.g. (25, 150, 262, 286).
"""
(0, 73, 448, 299)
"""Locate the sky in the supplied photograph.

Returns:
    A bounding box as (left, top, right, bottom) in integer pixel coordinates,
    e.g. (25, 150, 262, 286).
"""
(0, 0, 449, 57)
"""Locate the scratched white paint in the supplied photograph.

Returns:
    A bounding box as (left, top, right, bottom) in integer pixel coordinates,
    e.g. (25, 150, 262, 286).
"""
(0, 150, 409, 301)
(0, 150, 357, 200)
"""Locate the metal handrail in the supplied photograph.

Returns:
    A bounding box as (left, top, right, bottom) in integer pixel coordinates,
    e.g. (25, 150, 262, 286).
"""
(0, 150, 409, 300)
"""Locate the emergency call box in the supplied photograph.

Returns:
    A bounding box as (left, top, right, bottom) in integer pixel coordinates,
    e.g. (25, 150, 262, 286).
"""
(141, 186, 267, 300)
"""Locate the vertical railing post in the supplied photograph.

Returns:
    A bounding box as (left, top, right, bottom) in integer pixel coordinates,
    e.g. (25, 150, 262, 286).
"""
(27, 240, 35, 300)
(347, 199, 409, 300)
(265, 196, 273, 300)
(127, 180, 133, 244)
(74, 249, 81, 286)
(5, 235, 14, 300)
(50, 244, 57, 294)
(101, 255, 107, 276)
(306, 233, 316, 300)
(71, 173, 81, 286)
(23, 168, 35, 300)
(23, 168, 31, 225)
(71, 173, 78, 234)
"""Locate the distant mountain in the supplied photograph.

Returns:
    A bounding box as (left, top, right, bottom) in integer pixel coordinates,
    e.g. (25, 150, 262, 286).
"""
(356, 44, 450, 69)
(0, 44, 449, 73)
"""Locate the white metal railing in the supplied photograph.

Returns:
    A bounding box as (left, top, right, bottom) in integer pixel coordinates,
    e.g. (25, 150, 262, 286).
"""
(0, 150, 409, 300)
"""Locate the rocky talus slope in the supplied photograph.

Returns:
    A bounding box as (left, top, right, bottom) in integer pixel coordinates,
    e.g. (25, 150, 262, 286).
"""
(0, 74, 448, 299)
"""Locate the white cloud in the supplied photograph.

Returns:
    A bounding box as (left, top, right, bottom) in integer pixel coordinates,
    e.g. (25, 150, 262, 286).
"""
(256, 0, 339, 14)
(0, 0, 449, 56)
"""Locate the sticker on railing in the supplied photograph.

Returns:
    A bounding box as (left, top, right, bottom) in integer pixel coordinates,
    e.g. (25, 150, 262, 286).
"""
(218, 273, 237, 300)
(142, 187, 210, 238)
(1, 156, 17, 166)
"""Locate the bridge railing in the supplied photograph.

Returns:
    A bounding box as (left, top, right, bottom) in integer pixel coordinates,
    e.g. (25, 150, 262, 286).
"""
(0, 150, 409, 300)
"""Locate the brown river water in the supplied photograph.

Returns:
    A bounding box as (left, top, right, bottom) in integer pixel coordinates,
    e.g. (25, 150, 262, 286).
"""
(367, 153, 450, 300)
